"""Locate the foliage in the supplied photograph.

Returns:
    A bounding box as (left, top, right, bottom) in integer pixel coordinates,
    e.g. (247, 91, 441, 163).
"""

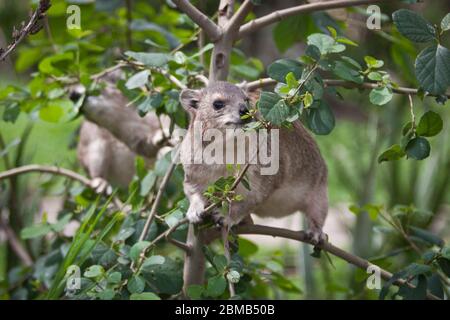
(0, 0, 450, 300)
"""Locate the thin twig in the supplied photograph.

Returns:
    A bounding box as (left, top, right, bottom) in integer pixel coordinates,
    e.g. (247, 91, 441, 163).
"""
(0, 164, 124, 210)
(243, 78, 450, 99)
(0, 215, 33, 266)
(91, 61, 127, 81)
(408, 94, 416, 134)
(131, 149, 181, 271)
(137, 148, 180, 243)
(0, 164, 91, 186)
(0, 0, 51, 61)
(238, 0, 392, 39)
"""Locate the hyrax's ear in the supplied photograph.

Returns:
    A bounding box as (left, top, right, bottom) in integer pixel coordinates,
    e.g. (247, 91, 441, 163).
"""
(180, 89, 201, 112)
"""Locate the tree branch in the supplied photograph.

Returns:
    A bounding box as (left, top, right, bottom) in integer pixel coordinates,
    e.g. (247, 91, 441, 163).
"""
(235, 224, 440, 300)
(243, 78, 450, 99)
(0, 164, 92, 186)
(0, 0, 51, 61)
(172, 0, 222, 42)
(238, 0, 392, 39)
(227, 0, 254, 33)
(0, 217, 33, 266)
(323, 79, 450, 98)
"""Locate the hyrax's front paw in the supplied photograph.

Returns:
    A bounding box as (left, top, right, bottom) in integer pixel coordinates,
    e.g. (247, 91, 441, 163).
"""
(91, 177, 112, 195)
(305, 229, 328, 246)
(186, 200, 205, 224)
(152, 129, 166, 147)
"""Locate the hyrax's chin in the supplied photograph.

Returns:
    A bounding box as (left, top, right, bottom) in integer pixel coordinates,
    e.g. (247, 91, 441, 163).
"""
(224, 121, 245, 129)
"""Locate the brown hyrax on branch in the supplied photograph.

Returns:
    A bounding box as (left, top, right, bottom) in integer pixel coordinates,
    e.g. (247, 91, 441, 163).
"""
(179, 81, 328, 243)
(71, 72, 171, 193)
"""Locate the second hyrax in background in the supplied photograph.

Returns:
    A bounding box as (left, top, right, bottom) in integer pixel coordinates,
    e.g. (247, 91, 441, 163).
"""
(179, 81, 329, 244)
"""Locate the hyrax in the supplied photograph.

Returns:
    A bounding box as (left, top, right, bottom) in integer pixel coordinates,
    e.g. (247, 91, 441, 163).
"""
(179, 81, 328, 243)
(72, 71, 171, 193)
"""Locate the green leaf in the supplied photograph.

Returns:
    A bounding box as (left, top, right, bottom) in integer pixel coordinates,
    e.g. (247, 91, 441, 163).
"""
(406, 137, 430, 160)
(2, 102, 20, 123)
(186, 285, 204, 300)
(206, 275, 227, 297)
(125, 51, 170, 67)
(38, 52, 74, 76)
(409, 226, 444, 247)
(142, 255, 165, 269)
(285, 72, 298, 89)
(364, 56, 384, 69)
(129, 241, 150, 262)
(427, 274, 444, 299)
(141, 257, 182, 295)
(397, 275, 427, 300)
(95, 288, 114, 300)
(213, 255, 228, 272)
(304, 45, 321, 62)
(129, 292, 161, 300)
(416, 111, 443, 137)
(378, 144, 406, 163)
(115, 227, 135, 241)
(125, 70, 150, 90)
(415, 45, 450, 95)
(304, 100, 335, 135)
(238, 238, 258, 257)
(341, 56, 362, 70)
(39, 104, 64, 123)
(307, 33, 345, 55)
(108, 272, 122, 284)
(404, 263, 432, 277)
(392, 9, 436, 43)
(441, 13, 450, 32)
(273, 15, 314, 53)
(140, 171, 156, 196)
(15, 47, 43, 72)
(332, 60, 363, 84)
(369, 87, 393, 106)
(437, 258, 450, 277)
(84, 265, 104, 278)
(258, 92, 289, 126)
(128, 275, 145, 294)
(267, 59, 303, 83)
(137, 93, 163, 116)
(303, 92, 313, 108)
(368, 72, 383, 81)
(20, 223, 52, 239)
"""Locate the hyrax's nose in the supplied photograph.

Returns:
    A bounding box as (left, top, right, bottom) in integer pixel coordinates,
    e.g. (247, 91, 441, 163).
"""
(69, 90, 82, 102)
(69, 85, 86, 102)
(239, 104, 249, 117)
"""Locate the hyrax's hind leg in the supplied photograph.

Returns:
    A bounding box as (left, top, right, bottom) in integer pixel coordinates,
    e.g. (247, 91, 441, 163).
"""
(303, 186, 328, 245)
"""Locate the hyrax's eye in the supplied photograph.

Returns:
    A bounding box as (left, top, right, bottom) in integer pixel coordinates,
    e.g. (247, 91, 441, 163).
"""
(212, 100, 225, 110)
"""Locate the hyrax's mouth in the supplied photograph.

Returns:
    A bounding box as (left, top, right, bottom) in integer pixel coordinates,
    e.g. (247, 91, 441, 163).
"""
(225, 121, 244, 126)
(225, 117, 253, 127)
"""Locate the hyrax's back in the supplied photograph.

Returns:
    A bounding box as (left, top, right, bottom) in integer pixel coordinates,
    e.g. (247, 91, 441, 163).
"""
(251, 121, 328, 225)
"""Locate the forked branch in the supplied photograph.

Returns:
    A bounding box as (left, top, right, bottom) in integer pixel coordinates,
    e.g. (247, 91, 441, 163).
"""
(171, 0, 222, 42)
